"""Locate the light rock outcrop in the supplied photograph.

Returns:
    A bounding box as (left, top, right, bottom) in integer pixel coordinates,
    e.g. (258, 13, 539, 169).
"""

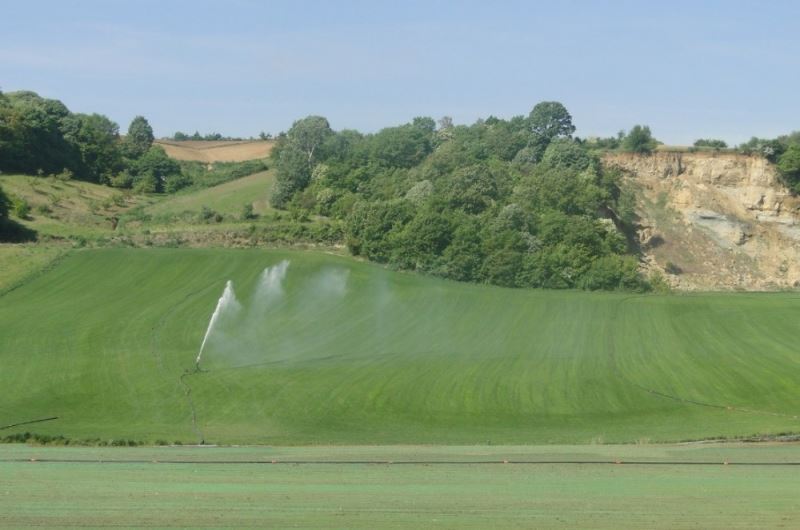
(604, 151, 800, 291)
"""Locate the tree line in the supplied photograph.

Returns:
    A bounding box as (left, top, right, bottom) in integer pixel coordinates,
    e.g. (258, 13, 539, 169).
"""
(0, 90, 180, 192)
(270, 103, 651, 291)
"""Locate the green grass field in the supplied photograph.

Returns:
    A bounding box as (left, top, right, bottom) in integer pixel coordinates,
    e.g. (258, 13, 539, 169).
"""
(143, 169, 275, 219)
(1, 444, 798, 528)
(1, 247, 799, 445)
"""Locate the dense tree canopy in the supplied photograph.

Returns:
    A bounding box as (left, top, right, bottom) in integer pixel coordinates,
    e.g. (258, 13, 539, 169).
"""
(0, 90, 250, 195)
(0, 91, 137, 183)
(271, 102, 650, 291)
(62, 113, 122, 183)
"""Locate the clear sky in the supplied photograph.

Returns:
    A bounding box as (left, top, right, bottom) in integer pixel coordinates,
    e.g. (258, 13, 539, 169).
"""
(2, 0, 798, 144)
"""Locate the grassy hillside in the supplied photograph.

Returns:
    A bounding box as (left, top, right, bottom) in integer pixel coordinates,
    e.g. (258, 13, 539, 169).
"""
(1, 248, 799, 444)
(0, 170, 340, 251)
(143, 170, 275, 219)
(0, 174, 151, 238)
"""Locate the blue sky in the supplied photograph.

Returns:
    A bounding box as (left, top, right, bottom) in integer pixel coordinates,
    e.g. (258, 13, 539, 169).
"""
(2, 0, 798, 144)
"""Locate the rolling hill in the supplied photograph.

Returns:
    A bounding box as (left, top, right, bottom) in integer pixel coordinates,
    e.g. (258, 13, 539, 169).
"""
(1, 247, 798, 445)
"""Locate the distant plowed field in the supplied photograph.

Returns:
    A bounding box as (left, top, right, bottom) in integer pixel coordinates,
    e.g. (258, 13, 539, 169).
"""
(155, 140, 274, 162)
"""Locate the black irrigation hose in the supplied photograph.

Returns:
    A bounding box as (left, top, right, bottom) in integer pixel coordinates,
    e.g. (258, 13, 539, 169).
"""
(0, 250, 70, 300)
(608, 295, 800, 421)
(151, 282, 222, 445)
(0, 417, 58, 431)
(5, 458, 800, 466)
(179, 372, 204, 445)
(151, 282, 218, 371)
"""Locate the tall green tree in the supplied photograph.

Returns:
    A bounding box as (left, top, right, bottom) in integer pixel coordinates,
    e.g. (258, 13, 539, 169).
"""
(271, 116, 334, 208)
(0, 91, 77, 174)
(62, 113, 122, 182)
(125, 115, 154, 158)
(528, 101, 576, 141)
(131, 145, 180, 192)
(288, 115, 333, 164)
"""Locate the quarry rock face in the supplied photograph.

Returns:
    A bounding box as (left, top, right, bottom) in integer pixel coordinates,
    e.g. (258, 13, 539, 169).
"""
(604, 151, 800, 291)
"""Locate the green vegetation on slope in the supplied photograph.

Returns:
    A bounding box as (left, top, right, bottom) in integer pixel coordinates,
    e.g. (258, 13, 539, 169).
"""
(269, 104, 650, 291)
(0, 89, 270, 198)
(143, 170, 275, 219)
(1, 248, 798, 445)
(0, 170, 341, 253)
(0, 174, 150, 239)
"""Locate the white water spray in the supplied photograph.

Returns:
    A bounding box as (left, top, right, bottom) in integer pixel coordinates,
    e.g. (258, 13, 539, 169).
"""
(256, 260, 290, 299)
(195, 280, 240, 369)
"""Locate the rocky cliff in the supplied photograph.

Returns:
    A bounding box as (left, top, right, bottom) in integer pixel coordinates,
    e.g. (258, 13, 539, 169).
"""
(604, 151, 800, 291)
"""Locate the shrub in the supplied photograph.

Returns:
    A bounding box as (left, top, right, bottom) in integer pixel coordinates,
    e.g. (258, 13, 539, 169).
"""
(693, 139, 728, 150)
(665, 261, 682, 275)
(240, 203, 257, 220)
(776, 145, 800, 193)
(164, 173, 193, 193)
(12, 197, 30, 219)
(199, 206, 222, 223)
(622, 125, 658, 154)
(133, 173, 158, 194)
(580, 255, 648, 291)
(55, 168, 74, 181)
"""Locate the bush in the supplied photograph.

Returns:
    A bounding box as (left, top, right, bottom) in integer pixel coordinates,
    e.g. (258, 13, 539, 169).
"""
(665, 261, 682, 275)
(777, 145, 800, 193)
(55, 168, 74, 181)
(580, 255, 647, 291)
(133, 173, 158, 194)
(622, 125, 658, 154)
(12, 197, 30, 219)
(110, 170, 134, 188)
(164, 172, 192, 193)
(199, 206, 222, 223)
(240, 203, 257, 220)
(693, 139, 728, 150)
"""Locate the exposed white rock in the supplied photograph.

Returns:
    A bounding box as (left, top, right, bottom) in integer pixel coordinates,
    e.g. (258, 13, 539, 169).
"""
(604, 151, 800, 291)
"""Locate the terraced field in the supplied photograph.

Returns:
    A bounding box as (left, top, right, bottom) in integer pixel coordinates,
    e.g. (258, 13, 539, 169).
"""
(1, 248, 799, 444)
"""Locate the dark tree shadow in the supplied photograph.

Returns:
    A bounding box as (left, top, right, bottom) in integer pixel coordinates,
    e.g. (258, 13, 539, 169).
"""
(0, 219, 37, 242)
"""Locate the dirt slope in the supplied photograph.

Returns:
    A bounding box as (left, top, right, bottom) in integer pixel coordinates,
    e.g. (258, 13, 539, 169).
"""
(605, 151, 800, 291)
(155, 140, 273, 162)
